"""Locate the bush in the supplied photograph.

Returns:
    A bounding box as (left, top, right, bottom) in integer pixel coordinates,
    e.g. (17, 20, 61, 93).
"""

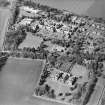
(82, 78, 98, 105)
(0, 1, 10, 7)
(0, 56, 8, 71)
(12, 5, 20, 25)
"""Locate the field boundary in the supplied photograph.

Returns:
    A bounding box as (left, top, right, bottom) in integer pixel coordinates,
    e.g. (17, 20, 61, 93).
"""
(97, 85, 105, 105)
(32, 93, 74, 105)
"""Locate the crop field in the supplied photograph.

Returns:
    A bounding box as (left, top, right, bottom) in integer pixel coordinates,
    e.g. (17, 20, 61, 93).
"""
(0, 57, 46, 105)
(0, 8, 10, 51)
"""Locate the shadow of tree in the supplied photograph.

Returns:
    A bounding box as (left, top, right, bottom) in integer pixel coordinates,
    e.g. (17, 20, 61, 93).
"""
(0, 56, 8, 72)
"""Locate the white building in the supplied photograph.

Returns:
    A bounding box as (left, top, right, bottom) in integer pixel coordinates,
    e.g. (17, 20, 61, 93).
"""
(51, 45, 65, 52)
(20, 6, 41, 14)
(19, 18, 33, 26)
(71, 16, 77, 22)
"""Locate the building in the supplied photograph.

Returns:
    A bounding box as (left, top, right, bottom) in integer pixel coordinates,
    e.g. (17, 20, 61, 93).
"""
(20, 6, 41, 14)
(19, 18, 33, 26)
(51, 45, 65, 52)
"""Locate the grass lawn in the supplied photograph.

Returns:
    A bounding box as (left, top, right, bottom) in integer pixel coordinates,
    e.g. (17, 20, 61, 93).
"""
(19, 32, 43, 49)
(71, 64, 89, 84)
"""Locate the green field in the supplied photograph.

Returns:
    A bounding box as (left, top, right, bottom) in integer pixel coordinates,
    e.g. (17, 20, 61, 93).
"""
(0, 57, 51, 105)
(0, 8, 10, 50)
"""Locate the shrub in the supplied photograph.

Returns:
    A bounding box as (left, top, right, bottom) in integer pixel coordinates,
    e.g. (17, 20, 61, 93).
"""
(82, 78, 98, 105)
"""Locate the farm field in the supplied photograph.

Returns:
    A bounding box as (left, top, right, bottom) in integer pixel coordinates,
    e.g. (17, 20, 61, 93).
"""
(35, 0, 105, 19)
(0, 8, 10, 51)
(0, 57, 53, 105)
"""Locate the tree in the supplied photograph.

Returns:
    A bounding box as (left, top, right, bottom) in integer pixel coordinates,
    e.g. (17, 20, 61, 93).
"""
(76, 55, 83, 65)
(0, 56, 8, 71)
(57, 72, 63, 80)
(47, 53, 57, 66)
(73, 91, 82, 100)
(31, 47, 36, 53)
(72, 77, 78, 85)
(53, 27, 57, 32)
(83, 78, 97, 105)
(48, 89, 56, 99)
(13, 6, 20, 24)
(0, 1, 10, 7)
(63, 74, 69, 83)
(45, 84, 50, 92)
(101, 98, 105, 105)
